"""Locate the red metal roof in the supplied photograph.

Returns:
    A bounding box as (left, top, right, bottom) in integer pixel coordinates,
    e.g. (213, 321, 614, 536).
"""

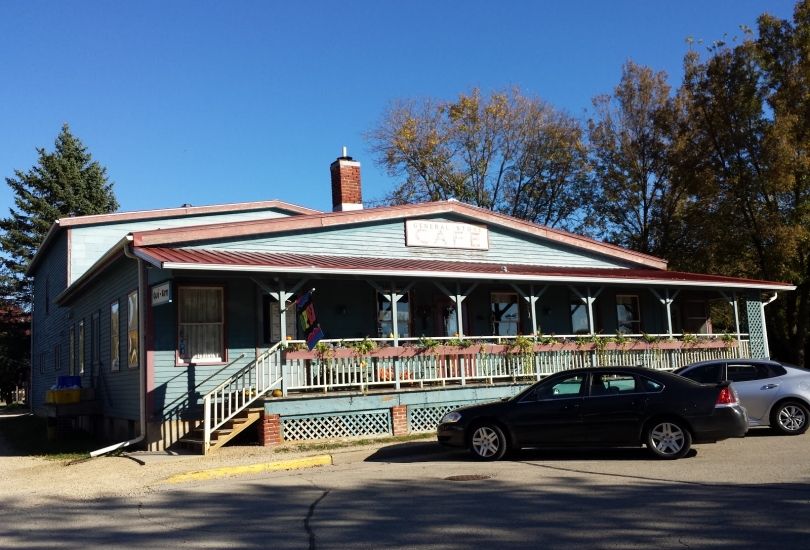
(133, 247, 794, 290)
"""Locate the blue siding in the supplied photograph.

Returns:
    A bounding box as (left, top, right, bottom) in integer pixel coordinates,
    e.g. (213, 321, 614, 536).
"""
(30, 233, 69, 410)
(196, 215, 635, 269)
(150, 274, 258, 422)
(65, 257, 140, 419)
(69, 207, 296, 284)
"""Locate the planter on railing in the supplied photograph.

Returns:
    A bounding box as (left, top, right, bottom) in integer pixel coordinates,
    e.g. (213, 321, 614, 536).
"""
(284, 338, 736, 361)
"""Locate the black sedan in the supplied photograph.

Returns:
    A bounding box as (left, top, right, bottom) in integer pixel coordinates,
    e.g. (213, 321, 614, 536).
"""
(437, 366, 748, 460)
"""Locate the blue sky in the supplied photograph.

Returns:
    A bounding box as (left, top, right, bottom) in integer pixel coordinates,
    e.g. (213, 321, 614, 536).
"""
(0, 1, 798, 215)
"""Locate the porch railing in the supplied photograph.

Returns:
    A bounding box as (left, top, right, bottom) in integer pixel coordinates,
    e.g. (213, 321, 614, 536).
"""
(281, 334, 751, 394)
(202, 342, 284, 452)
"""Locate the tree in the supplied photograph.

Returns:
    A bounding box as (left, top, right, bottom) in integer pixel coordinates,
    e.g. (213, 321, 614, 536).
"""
(0, 125, 118, 403)
(0, 124, 119, 308)
(587, 61, 686, 257)
(0, 301, 28, 405)
(367, 88, 592, 230)
(669, 0, 810, 367)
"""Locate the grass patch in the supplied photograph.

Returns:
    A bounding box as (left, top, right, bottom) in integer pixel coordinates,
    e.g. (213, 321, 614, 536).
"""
(273, 432, 434, 454)
(0, 411, 103, 461)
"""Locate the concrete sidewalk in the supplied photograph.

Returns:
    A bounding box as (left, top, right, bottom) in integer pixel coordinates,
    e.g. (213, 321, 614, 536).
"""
(125, 436, 445, 486)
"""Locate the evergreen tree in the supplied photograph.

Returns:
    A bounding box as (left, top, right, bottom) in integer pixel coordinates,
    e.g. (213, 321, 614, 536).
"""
(0, 124, 119, 308)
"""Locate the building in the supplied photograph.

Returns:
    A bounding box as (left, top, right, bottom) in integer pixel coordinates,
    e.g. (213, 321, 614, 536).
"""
(28, 153, 795, 453)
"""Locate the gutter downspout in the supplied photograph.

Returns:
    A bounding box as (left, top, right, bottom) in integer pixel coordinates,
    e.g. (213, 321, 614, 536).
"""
(90, 241, 147, 457)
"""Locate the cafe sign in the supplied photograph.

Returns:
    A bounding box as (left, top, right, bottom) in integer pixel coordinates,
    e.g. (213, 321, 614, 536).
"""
(151, 282, 172, 306)
(405, 220, 489, 250)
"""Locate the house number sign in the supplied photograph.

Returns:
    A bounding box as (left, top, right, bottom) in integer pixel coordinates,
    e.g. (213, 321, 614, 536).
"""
(405, 220, 489, 250)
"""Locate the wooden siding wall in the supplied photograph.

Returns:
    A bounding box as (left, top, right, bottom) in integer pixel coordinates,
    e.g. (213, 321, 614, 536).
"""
(197, 215, 636, 269)
(30, 246, 141, 420)
(66, 257, 140, 420)
(69, 208, 294, 284)
(30, 233, 69, 410)
(149, 271, 258, 424)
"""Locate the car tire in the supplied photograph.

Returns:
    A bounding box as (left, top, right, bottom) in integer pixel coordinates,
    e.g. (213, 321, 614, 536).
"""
(645, 419, 692, 459)
(468, 423, 507, 461)
(770, 401, 809, 435)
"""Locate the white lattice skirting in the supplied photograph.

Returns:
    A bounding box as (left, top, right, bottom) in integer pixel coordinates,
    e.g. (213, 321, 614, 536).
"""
(409, 403, 468, 433)
(281, 410, 391, 441)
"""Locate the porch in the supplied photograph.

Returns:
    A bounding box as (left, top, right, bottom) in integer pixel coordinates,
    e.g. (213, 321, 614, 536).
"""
(193, 332, 750, 453)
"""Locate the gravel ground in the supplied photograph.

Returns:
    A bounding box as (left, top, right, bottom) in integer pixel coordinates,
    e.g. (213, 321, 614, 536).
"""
(0, 411, 433, 504)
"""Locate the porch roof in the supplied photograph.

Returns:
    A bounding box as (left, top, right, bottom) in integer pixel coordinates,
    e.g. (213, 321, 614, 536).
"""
(133, 246, 795, 291)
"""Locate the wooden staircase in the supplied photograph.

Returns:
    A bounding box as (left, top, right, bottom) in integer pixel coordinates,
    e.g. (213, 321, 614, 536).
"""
(179, 406, 264, 454)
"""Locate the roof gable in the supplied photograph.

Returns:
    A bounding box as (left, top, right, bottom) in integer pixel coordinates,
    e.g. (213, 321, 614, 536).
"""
(130, 201, 668, 270)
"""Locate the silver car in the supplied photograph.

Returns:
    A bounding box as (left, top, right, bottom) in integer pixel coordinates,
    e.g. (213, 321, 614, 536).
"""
(675, 359, 810, 435)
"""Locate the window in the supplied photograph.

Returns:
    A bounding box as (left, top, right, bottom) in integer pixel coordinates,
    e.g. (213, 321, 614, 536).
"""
(128, 290, 139, 368)
(681, 363, 723, 384)
(53, 344, 61, 371)
(684, 300, 710, 334)
(262, 295, 297, 343)
(536, 374, 585, 400)
(91, 311, 100, 370)
(69, 325, 75, 375)
(78, 320, 85, 374)
(727, 363, 769, 382)
(491, 292, 519, 336)
(377, 292, 410, 338)
(110, 301, 120, 372)
(570, 296, 589, 334)
(639, 376, 664, 393)
(177, 286, 224, 364)
(591, 373, 637, 396)
(616, 295, 641, 334)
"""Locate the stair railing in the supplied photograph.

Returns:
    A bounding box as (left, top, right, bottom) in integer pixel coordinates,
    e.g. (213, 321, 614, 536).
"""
(203, 342, 284, 452)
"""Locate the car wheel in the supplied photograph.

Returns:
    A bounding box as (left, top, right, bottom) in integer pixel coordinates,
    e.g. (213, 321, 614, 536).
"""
(468, 423, 507, 461)
(645, 420, 692, 459)
(770, 401, 809, 435)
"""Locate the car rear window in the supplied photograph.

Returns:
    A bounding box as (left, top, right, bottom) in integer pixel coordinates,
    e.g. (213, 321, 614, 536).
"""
(681, 363, 723, 384)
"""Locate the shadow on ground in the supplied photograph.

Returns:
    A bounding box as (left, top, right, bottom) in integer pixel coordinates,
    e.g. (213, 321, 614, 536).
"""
(1, 466, 808, 549)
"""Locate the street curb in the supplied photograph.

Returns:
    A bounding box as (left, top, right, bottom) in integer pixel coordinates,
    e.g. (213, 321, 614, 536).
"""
(164, 454, 333, 484)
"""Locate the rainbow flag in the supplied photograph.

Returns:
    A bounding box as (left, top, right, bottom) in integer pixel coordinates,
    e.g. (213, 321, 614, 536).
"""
(296, 290, 325, 350)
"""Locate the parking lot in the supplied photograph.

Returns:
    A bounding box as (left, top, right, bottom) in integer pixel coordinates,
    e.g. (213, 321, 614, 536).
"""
(2, 426, 809, 549)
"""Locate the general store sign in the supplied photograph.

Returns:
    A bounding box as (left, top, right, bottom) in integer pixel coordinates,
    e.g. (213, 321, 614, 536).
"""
(151, 282, 172, 306)
(405, 220, 489, 250)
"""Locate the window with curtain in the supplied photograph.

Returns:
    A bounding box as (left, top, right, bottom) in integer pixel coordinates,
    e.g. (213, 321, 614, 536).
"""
(110, 300, 120, 372)
(128, 290, 139, 368)
(178, 286, 224, 364)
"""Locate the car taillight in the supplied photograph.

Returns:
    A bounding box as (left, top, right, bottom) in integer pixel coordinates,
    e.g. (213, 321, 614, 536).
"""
(716, 387, 737, 405)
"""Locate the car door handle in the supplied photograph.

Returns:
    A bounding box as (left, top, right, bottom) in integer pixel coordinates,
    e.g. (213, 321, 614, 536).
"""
(761, 384, 779, 390)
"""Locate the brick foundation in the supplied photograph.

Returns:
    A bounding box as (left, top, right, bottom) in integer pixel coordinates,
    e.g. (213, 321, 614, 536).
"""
(258, 413, 283, 446)
(391, 405, 409, 436)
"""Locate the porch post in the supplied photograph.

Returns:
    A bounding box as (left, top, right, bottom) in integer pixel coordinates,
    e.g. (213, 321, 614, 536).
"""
(569, 286, 602, 335)
(720, 291, 742, 344)
(434, 282, 478, 338)
(649, 288, 679, 338)
(733, 293, 741, 343)
(510, 284, 547, 336)
(253, 278, 307, 344)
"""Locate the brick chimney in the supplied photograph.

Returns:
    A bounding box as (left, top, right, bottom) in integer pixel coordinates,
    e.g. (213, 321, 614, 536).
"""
(330, 147, 363, 212)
